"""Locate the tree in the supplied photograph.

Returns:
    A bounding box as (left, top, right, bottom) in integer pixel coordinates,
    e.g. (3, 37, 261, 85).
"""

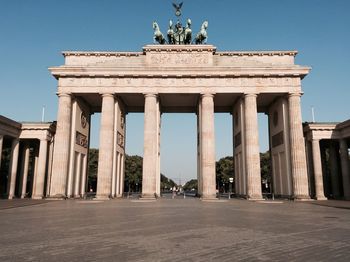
(161, 174, 177, 191)
(88, 148, 99, 192)
(260, 151, 271, 182)
(183, 179, 198, 191)
(124, 155, 143, 192)
(260, 151, 272, 193)
(216, 156, 234, 192)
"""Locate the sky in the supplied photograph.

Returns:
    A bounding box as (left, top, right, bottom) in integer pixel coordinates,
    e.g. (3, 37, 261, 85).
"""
(0, 0, 349, 184)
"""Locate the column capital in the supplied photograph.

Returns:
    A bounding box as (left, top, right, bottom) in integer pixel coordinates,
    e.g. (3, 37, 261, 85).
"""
(244, 93, 257, 98)
(100, 93, 115, 98)
(288, 92, 303, 98)
(200, 93, 215, 98)
(57, 92, 72, 98)
(143, 93, 158, 98)
(39, 137, 49, 142)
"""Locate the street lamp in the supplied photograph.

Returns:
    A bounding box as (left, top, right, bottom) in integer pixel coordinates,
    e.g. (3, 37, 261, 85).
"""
(229, 177, 234, 199)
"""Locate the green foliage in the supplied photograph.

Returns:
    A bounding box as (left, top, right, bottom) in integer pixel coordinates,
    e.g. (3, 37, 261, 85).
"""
(183, 179, 198, 191)
(88, 148, 99, 191)
(161, 174, 177, 190)
(260, 151, 271, 182)
(124, 155, 143, 192)
(0, 147, 11, 194)
(216, 156, 234, 192)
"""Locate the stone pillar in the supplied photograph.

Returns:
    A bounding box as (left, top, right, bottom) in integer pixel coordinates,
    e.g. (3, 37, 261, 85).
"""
(20, 144, 30, 198)
(156, 101, 161, 197)
(0, 135, 3, 169)
(200, 93, 216, 199)
(288, 93, 310, 199)
(329, 142, 341, 198)
(74, 153, 81, 197)
(80, 154, 87, 196)
(244, 93, 262, 200)
(96, 93, 115, 199)
(115, 152, 120, 196)
(197, 104, 203, 196)
(50, 93, 72, 197)
(311, 139, 327, 200)
(45, 138, 54, 197)
(142, 93, 158, 199)
(320, 143, 331, 197)
(32, 139, 48, 199)
(7, 138, 20, 199)
(339, 139, 350, 200)
(120, 154, 125, 195)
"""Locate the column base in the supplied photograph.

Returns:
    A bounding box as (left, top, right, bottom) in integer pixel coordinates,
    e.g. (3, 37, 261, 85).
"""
(315, 196, 328, 201)
(293, 195, 312, 201)
(247, 194, 264, 201)
(140, 193, 157, 200)
(32, 195, 44, 200)
(201, 194, 217, 200)
(95, 195, 111, 200)
(7, 195, 14, 200)
(46, 194, 67, 200)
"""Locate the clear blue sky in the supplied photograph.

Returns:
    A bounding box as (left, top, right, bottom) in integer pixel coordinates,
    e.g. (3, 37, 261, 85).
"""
(1, 0, 349, 184)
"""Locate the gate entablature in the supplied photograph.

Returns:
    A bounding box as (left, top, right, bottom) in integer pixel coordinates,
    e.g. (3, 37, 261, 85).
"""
(50, 45, 310, 97)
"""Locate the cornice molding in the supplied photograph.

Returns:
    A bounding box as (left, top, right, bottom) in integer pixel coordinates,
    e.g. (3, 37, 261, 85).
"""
(216, 51, 298, 57)
(50, 66, 310, 79)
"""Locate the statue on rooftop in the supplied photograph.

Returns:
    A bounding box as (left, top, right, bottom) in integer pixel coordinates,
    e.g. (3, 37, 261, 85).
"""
(167, 20, 175, 44)
(152, 21, 166, 44)
(152, 2, 208, 45)
(195, 21, 208, 44)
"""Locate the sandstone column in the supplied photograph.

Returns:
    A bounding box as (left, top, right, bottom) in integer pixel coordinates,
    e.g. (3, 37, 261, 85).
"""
(200, 93, 216, 199)
(32, 139, 48, 199)
(74, 153, 82, 197)
(329, 142, 341, 198)
(7, 138, 19, 199)
(339, 139, 350, 200)
(320, 143, 330, 197)
(311, 139, 327, 200)
(115, 152, 120, 196)
(0, 135, 3, 169)
(50, 93, 72, 197)
(244, 93, 262, 200)
(288, 93, 310, 199)
(142, 93, 158, 199)
(197, 104, 203, 196)
(80, 154, 87, 196)
(45, 138, 54, 196)
(96, 93, 115, 199)
(120, 154, 125, 195)
(20, 144, 30, 198)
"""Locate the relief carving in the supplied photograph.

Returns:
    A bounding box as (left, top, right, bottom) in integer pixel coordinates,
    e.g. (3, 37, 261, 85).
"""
(59, 76, 296, 89)
(148, 53, 209, 66)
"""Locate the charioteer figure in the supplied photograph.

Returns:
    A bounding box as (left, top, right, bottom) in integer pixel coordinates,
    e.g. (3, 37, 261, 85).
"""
(153, 2, 208, 45)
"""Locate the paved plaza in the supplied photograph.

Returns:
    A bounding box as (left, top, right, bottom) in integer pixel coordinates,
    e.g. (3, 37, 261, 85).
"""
(0, 199, 350, 261)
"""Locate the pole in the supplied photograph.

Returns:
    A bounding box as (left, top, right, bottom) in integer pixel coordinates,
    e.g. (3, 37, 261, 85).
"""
(41, 105, 45, 122)
(311, 106, 315, 122)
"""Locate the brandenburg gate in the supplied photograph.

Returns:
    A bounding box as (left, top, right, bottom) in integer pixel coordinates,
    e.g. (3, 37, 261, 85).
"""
(48, 43, 311, 200)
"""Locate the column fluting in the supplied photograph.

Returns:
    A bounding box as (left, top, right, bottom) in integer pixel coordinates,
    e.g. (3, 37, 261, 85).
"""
(288, 93, 310, 199)
(50, 93, 72, 197)
(244, 93, 262, 200)
(311, 139, 327, 200)
(200, 93, 216, 199)
(142, 93, 158, 198)
(96, 93, 115, 199)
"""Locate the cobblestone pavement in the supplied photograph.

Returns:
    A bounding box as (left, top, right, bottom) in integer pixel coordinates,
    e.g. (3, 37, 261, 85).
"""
(0, 199, 349, 262)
